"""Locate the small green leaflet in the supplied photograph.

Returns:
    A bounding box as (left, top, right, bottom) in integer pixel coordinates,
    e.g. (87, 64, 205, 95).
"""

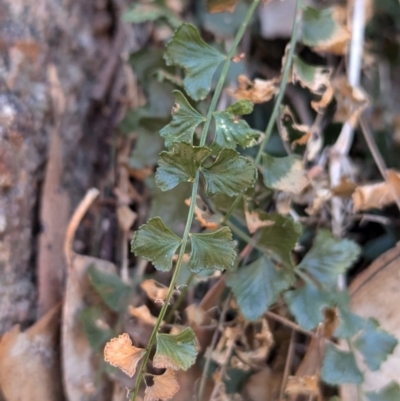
(164, 23, 226, 101)
(284, 282, 332, 330)
(298, 230, 360, 287)
(321, 343, 363, 385)
(188, 227, 236, 273)
(88, 265, 130, 311)
(332, 292, 364, 339)
(212, 111, 259, 151)
(354, 318, 398, 371)
(225, 100, 254, 115)
(80, 306, 113, 351)
(154, 327, 198, 371)
(258, 213, 302, 267)
(227, 257, 294, 321)
(262, 154, 309, 195)
(160, 90, 206, 148)
(201, 149, 257, 196)
(131, 217, 182, 272)
(366, 382, 400, 401)
(156, 143, 211, 191)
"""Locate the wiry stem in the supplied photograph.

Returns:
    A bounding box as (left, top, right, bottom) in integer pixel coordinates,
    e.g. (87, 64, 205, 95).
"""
(130, 3, 260, 399)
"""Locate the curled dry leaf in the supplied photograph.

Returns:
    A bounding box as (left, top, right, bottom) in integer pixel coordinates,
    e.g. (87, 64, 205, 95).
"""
(244, 205, 274, 234)
(185, 196, 221, 230)
(352, 170, 400, 212)
(144, 369, 180, 401)
(331, 176, 357, 198)
(104, 333, 146, 377)
(229, 75, 279, 104)
(117, 205, 137, 232)
(285, 375, 319, 396)
(332, 76, 369, 125)
(141, 279, 169, 302)
(128, 305, 157, 326)
(185, 304, 207, 326)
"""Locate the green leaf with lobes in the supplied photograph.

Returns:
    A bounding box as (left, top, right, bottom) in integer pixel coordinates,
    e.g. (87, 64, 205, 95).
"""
(298, 230, 361, 287)
(258, 212, 302, 267)
(131, 217, 182, 272)
(201, 149, 257, 197)
(160, 90, 206, 148)
(284, 282, 332, 330)
(155, 143, 211, 191)
(262, 154, 309, 195)
(227, 257, 294, 321)
(354, 318, 398, 371)
(332, 292, 364, 339)
(88, 265, 130, 311)
(321, 343, 363, 385)
(212, 110, 259, 151)
(154, 327, 198, 371)
(366, 382, 400, 401)
(188, 227, 236, 273)
(164, 23, 226, 101)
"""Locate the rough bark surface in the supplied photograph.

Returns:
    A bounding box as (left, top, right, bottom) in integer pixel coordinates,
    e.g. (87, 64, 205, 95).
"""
(0, 0, 123, 333)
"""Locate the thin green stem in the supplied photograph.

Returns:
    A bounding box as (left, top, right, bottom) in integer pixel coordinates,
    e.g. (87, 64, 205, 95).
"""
(200, 0, 260, 147)
(130, 4, 260, 399)
(254, 0, 302, 166)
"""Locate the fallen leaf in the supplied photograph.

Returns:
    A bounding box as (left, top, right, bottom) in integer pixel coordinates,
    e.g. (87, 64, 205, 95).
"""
(244, 205, 275, 234)
(229, 75, 279, 104)
(0, 305, 63, 401)
(128, 305, 157, 326)
(185, 196, 221, 230)
(104, 333, 146, 377)
(331, 176, 357, 197)
(206, 0, 239, 13)
(185, 304, 207, 326)
(117, 205, 137, 232)
(141, 279, 170, 302)
(351, 169, 400, 213)
(286, 375, 319, 396)
(144, 369, 180, 401)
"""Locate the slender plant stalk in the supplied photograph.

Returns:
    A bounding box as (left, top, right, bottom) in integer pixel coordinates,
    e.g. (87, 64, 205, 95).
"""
(221, 0, 302, 224)
(130, 3, 260, 399)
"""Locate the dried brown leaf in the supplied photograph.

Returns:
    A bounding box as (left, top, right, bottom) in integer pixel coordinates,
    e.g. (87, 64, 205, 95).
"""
(104, 333, 146, 377)
(206, 0, 239, 14)
(128, 305, 157, 326)
(185, 304, 207, 326)
(144, 369, 180, 401)
(331, 176, 357, 197)
(185, 197, 221, 230)
(141, 280, 169, 302)
(229, 75, 279, 104)
(353, 183, 392, 212)
(117, 205, 137, 232)
(285, 375, 319, 395)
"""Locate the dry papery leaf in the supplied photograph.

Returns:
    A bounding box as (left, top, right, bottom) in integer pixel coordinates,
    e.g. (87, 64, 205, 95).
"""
(144, 369, 180, 401)
(104, 333, 146, 377)
(244, 205, 274, 234)
(331, 176, 357, 198)
(185, 196, 221, 230)
(235, 319, 274, 367)
(128, 305, 158, 326)
(206, 0, 239, 14)
(229, 75, 279, 104)
(285, 375, 319, 396)
(332, 75, 369, 125)
(117, 205, 137, 232)
(185, 304, 208, 326)
(212, 326, 241, 365)
(141, 279, 169, 302)
(352, 170, 400, 212)
(0, 304, 63, 401)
